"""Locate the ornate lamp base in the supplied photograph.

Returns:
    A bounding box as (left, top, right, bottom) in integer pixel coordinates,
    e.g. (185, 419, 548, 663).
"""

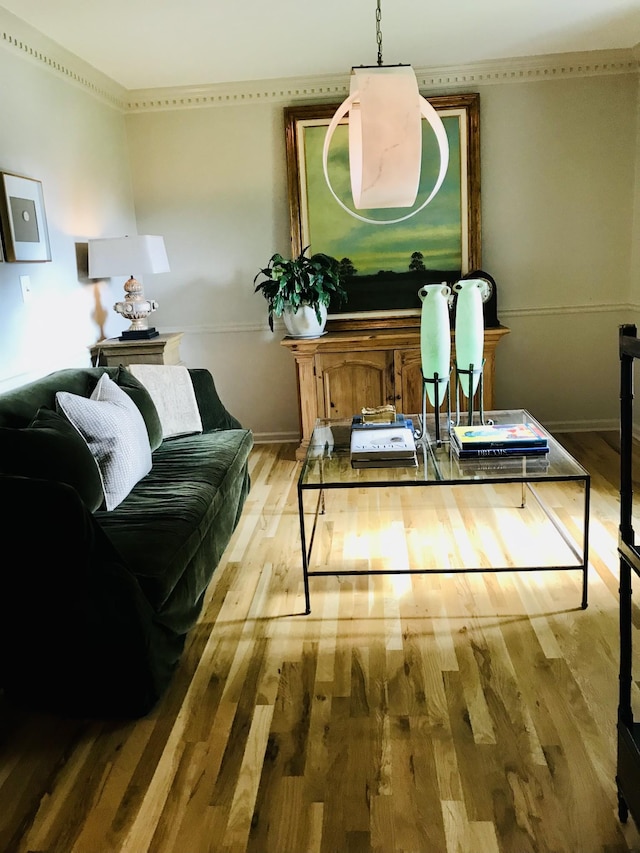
(114, 275, 160, 342)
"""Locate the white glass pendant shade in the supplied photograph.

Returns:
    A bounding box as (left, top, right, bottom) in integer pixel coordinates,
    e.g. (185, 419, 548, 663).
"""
(348, 66, 421, 209)
(453, 279, 485, 397)
(282, 303, 328, 339)
(322, 66, 450, 225)
(419, 284, 451, 408)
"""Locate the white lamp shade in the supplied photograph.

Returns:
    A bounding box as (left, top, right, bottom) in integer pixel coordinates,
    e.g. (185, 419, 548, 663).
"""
(349, 66, 422, 209)
(88, 235, 170, 278)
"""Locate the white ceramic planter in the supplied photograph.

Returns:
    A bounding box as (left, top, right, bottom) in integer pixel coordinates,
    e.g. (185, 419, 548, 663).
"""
(282, 303, 327, 338)
(418, 283, 451, 408)
(453, 279, 485, 397)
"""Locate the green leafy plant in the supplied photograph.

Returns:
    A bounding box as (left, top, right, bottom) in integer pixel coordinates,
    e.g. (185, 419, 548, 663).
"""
(254, 246, 347, 331)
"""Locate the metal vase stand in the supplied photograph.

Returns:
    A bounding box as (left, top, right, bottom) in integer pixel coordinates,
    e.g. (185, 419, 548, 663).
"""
(454, 359, 487, 427)
(415, 369, 452, 447)
(415, 359, 488, 447)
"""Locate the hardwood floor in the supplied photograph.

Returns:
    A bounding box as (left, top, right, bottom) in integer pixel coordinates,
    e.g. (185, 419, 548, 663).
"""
(2, 432, 640, 853)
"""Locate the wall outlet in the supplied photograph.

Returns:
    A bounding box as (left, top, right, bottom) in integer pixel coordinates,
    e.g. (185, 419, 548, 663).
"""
(19, 275, 32, 304)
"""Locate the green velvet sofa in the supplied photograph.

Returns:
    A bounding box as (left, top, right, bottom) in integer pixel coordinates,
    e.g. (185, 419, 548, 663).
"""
(0, 365, 253, 718)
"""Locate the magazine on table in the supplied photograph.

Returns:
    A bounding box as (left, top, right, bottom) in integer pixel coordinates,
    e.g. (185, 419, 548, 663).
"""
(350, 422, 417, 463)
(450, 422, 548, 451)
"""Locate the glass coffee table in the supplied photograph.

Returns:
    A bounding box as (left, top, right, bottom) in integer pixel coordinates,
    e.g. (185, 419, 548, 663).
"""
(297, 409, 590, 614)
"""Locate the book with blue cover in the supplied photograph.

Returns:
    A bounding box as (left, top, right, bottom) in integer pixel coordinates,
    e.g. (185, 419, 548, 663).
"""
(453, 444, 550, 460)
(454, 453, 550, 473)
(352, 413, 410, 430)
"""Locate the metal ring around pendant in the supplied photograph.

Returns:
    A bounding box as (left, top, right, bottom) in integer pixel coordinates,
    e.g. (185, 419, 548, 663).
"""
(322, 91, 450, 225)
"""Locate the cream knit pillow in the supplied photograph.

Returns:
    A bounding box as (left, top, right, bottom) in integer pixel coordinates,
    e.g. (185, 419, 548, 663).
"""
(56, 373, 152, 510)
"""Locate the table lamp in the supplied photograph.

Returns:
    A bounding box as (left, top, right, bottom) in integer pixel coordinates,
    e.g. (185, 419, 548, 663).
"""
(88, 234, 170, 340)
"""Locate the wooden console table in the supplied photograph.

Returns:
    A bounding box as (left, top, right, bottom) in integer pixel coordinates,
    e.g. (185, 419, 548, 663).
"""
(90, 332, 183, 368)
(281, 325, 510, 459)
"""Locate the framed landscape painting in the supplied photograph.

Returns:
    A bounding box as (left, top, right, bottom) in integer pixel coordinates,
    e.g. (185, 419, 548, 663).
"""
(0, 172, 51, 262)
(284, 93, 480, 329)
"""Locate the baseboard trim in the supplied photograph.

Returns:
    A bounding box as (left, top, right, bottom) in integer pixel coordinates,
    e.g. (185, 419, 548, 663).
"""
(253, 431, 300, 445)
(547, 418, 618, 433)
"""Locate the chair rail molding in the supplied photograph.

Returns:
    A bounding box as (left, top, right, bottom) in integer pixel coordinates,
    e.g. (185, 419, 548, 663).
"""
(175, 301, 631, 336)
(499, 301, 632, 320)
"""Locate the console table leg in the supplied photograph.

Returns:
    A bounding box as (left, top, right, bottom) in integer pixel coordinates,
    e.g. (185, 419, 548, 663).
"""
(581, 480, 590, 608)
(297, 485, 311, 614)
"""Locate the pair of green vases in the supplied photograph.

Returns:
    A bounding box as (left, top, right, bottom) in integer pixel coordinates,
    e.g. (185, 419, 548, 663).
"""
(418, 279, 484, 408)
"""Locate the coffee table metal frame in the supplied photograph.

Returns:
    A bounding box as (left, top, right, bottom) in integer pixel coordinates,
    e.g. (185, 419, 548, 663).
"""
(297, 409, 590, 614)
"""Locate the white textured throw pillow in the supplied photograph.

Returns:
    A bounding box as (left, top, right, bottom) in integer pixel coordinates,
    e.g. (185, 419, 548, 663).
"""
(128, 364, 203, 439)
(56, 373, 152, 511)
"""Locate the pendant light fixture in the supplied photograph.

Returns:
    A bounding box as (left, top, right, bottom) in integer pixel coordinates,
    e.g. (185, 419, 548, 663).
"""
(323, 0, 450, 225)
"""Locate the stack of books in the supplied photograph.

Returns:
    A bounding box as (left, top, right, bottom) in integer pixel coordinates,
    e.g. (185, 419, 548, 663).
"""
(450, 422, 549, 459)
(350, 412, 418, 468)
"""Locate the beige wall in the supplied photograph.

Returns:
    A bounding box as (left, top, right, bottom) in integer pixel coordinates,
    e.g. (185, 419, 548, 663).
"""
(480, 76, 637, 428)
(126, 73, 639, 435)
(0, 7, 638, 438)
(125, 102, 298, 437)
(0, 9, 135, 389)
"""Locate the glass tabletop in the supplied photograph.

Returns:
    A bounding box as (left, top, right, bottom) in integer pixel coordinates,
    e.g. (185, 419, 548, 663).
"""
(299, 409, 589, 489)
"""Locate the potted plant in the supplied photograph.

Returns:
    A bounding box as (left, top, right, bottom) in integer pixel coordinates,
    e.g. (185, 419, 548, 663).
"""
(254, 245, 347, 337)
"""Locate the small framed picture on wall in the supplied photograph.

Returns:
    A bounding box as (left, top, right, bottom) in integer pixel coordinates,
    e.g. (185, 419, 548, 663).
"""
(0, 171, 51, 262)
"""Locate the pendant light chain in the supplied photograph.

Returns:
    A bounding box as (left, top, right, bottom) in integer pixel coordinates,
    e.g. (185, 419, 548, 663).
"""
(376, 0, 383, 66)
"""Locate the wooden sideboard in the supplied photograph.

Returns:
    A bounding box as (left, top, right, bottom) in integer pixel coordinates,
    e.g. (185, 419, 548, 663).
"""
(281, 325, 511, 459)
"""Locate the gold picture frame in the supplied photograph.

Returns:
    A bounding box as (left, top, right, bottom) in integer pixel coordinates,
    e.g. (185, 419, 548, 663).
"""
(0, 171, 51, 263)
(284, 93, 480, 330)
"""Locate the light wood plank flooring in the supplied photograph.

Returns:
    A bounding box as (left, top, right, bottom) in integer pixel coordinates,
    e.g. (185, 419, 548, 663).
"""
(2, 432, 640, 853)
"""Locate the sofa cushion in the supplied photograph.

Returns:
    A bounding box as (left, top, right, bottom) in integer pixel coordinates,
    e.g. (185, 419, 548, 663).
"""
(97, 428, 253, 627)
(128, 364, 203, 439)
(56, 374, 152, 511)
(0, 407, 104, 512)
(113, 366, 163, 451)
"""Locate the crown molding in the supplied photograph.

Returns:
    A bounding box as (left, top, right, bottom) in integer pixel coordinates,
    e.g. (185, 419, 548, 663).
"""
(125, 48, 639, 114)
(414, 49, 639, 91)
(0, 6, 127, 109)
(1, 7, 637, 118)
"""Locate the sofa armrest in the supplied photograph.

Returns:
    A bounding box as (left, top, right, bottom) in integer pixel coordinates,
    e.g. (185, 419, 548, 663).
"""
(0, 475, 171, 716)
(188, 368, 244, 431)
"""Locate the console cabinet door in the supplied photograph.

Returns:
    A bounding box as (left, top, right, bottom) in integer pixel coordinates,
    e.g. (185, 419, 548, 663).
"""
(395, 341, 495, 417)
(394, 348, 424, 415)
(316, 351, 394, 420)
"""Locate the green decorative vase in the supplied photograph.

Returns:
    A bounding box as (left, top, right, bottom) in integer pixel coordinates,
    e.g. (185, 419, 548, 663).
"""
(453, 279, 484, 397)
(418, 283, 451, 408)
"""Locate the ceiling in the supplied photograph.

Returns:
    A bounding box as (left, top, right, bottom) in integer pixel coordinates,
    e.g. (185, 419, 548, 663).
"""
(2, 0, 640, 91)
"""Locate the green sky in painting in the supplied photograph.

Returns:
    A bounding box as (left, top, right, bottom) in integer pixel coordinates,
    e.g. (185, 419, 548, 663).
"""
(304, 115, 462, 276)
